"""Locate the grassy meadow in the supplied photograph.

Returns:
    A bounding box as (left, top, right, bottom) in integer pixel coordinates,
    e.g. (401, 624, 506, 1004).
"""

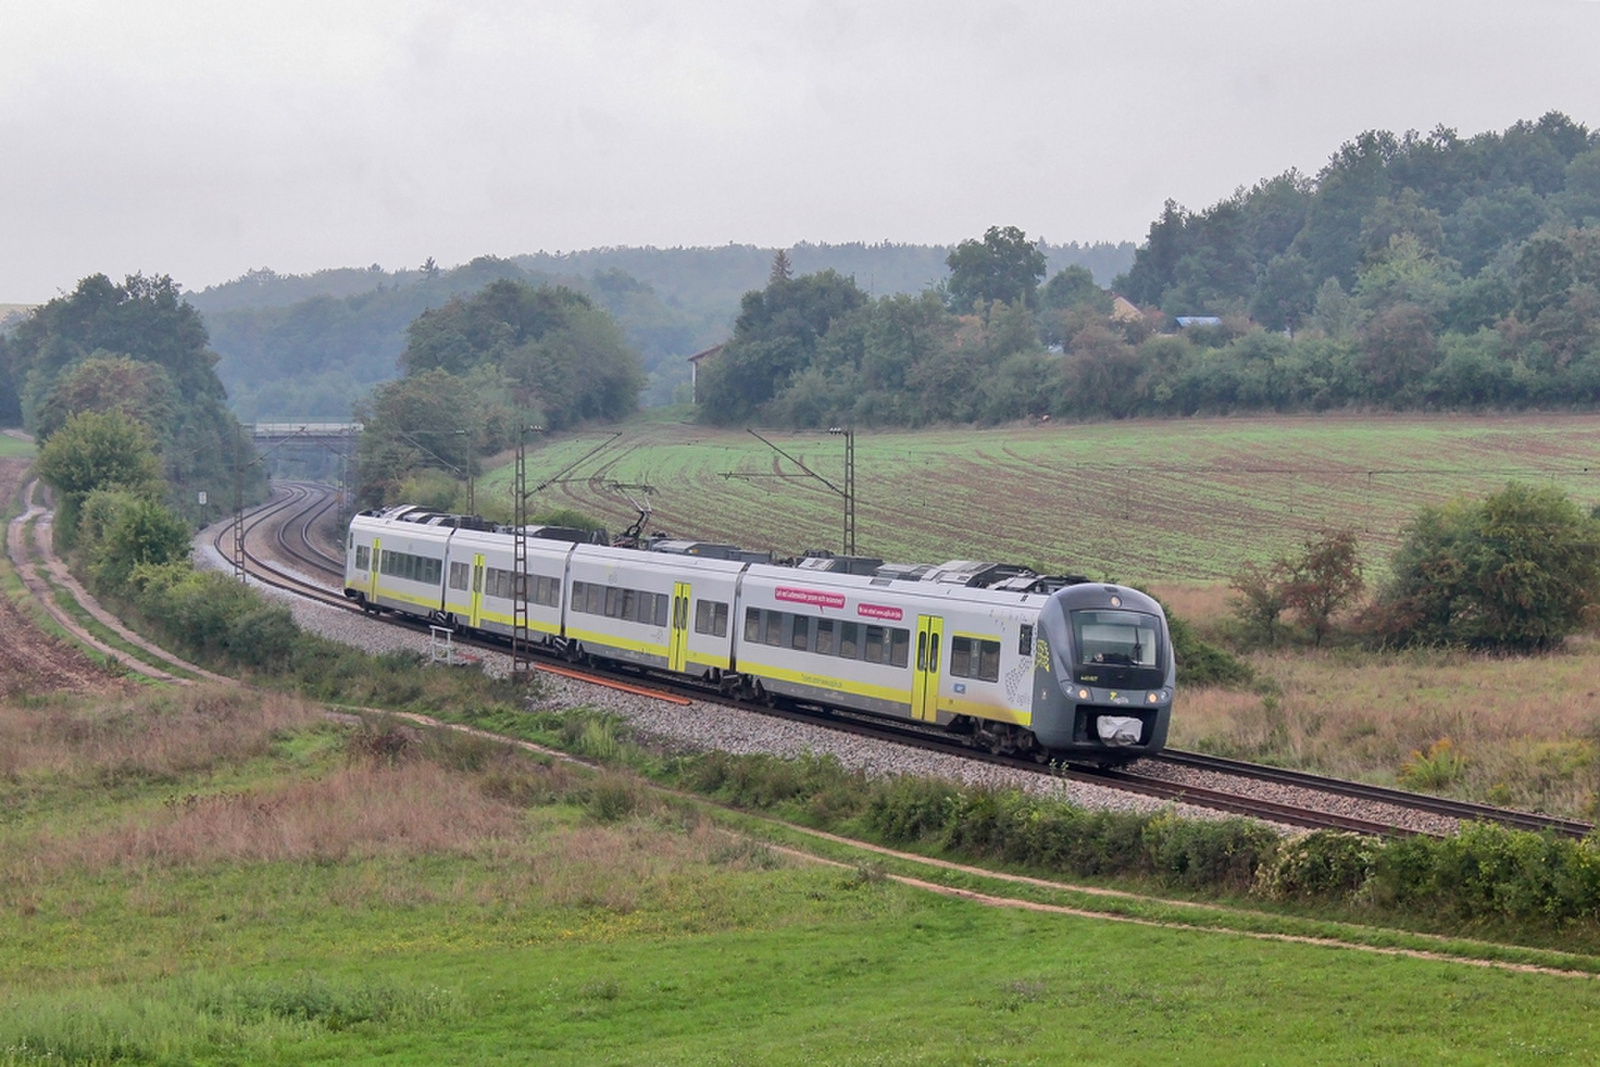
(6, 685, 1600, 1064)
(0, 435, 34, 459)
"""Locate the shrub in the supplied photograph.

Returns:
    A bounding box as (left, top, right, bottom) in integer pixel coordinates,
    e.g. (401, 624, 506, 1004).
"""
(865, 776, 961, 843)
(1370, 482, 1600, 651)
(1142, 812, 1277, 891)
(585, 772, 647, 823)
(1255, 831, 1378, 900)
(1364, 823, 1600, 924)
(1227, 528, 1364, 649)
(1399, 738, 1468, 792)
(1166, 610, 1253, 687)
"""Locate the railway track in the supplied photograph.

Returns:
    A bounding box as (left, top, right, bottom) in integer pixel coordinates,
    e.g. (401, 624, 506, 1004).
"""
(215, 483, 359, 610)
(232, 484, 1596, 840)
(1153, 749, 1593, 839)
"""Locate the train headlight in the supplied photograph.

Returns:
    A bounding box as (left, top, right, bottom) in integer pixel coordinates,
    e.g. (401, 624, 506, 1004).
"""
(1075, 688, 1090, 701)
(1146, 689, 1171, 704)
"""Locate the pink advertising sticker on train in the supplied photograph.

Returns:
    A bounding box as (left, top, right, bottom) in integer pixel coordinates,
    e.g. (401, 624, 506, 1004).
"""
(776, 587, 847, 610)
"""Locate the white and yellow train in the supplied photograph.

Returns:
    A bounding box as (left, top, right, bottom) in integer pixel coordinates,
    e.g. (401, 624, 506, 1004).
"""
(345, 505, 1174, 764)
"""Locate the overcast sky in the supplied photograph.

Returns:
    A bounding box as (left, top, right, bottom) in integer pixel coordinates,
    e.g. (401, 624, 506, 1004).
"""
(3, 0, 1598, 303)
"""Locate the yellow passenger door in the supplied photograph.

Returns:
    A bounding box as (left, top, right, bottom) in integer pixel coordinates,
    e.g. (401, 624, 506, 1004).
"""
(469, 554, 485, 628)
(912, 614, 944, 721)
(669, 582, 691, 671)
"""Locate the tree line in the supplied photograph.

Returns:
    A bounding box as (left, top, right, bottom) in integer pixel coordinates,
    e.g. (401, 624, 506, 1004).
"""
(188, 241, 1135, 420)
(698, 114, 1600, 428)
(0, 273, 262, 534)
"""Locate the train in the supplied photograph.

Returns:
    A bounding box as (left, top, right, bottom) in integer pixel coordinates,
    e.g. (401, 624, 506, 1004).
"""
(344, 504, 1173, 764)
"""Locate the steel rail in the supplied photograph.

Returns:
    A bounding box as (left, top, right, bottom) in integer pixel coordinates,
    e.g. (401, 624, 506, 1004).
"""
(1156, 748, 1594, 839)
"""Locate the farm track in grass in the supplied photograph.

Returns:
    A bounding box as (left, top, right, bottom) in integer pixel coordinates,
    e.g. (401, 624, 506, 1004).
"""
(481, 413, 1600, 582)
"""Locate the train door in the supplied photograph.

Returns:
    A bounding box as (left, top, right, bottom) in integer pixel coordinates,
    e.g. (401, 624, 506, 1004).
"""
(368, 538, 381, 602)
(469, 554, 485, 628)
(913, 614, 944, 721)
(669, 582, 692, 671)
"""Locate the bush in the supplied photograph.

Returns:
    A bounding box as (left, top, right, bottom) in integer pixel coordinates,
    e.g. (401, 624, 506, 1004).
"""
(225, 605, 299, 670)
(1166, 611, 1253, 687)
(866, 776, 961, 843)
(1370, 482, 1600, 651)
(1227, 529, 1364, 649)
(1365, 823, 1600, 924)
(1142, 812, 1277, 890)
(1255, 831, 1378, 900)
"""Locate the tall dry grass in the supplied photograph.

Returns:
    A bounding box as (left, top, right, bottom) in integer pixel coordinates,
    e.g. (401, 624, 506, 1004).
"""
(2, 684, 792, 927)
(46, 761, 523, 870)
(1173, 636, 1600, 817)
(0, 684, 320, 783)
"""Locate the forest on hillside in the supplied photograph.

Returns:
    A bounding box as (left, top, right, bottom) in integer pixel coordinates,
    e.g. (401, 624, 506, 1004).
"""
(187, 242, 1133, 421)
(0, 274, 263, 523)
(699, 113, 1600, 428)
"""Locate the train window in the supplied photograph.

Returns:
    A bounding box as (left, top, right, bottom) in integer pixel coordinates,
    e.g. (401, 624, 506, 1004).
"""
(977, 640, 1000, 681)
(448, 562, 469, 591)
(764, 611, 783, 646)
(1072, 610, 1159, 667)
(355, 546, 370, 571)
(603, 587, 620, 617)
(863, 626, 888, 664)
(950, 637, 1002, 682)
(586, 584, 603, 615)
(890, 628, 909, 668)
(815, 618, 835, 655)
(655, 594, 669, 627)
(695, 600, 729, 637)
(348, 533, 354, 549)
(950, 636, 972, 676)
(1018, 624, 1033, 656)
(791, 616, 811, 651)
(745, 608, 761, 641)
(839, 622, 861, 659)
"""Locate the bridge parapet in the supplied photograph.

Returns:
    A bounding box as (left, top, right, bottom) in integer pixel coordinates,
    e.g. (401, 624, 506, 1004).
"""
(250, 422, 363, 442)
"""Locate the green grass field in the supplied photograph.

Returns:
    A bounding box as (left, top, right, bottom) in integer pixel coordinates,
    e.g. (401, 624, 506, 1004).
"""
(5, 689, 1600, 1064)
(0, 435, 34, 459)
(476, 411, 1600, 584)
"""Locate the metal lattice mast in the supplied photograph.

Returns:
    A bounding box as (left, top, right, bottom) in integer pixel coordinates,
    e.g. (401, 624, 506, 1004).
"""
(512, 429, 532, 677)
(232, 429, 247, 582)
(842, 428, 856, 557)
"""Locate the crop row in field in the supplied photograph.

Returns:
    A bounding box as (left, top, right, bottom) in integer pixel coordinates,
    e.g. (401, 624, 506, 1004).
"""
(476, 413, 1600, 583)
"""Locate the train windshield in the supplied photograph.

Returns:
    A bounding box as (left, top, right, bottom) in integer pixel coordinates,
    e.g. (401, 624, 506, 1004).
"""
(1070, 610, 1161, 668)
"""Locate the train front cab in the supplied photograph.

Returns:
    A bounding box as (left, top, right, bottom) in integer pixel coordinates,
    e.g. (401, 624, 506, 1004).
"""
(1029, 584, 1173, 763)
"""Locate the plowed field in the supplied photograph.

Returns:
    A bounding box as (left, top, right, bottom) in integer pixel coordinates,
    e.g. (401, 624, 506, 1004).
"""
(480, 412, 1600, 583)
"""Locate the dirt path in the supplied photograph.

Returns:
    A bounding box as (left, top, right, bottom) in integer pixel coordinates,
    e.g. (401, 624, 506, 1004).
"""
(0, 458, 132, 696)
(3, 460, 229, 692)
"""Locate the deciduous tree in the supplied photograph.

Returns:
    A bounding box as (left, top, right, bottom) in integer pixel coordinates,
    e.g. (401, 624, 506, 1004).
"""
(945, 226, 1048, 312)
